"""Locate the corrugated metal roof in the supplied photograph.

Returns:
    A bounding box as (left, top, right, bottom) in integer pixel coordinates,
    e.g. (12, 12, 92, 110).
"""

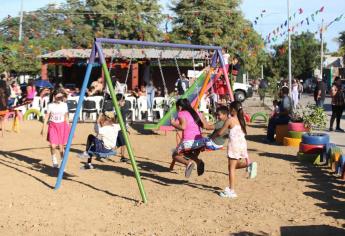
(39, 48, 210, 60)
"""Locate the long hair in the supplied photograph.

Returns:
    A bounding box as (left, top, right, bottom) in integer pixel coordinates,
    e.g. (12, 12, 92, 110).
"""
(229, 101, 247, 134)
(175, 98, 203, 128)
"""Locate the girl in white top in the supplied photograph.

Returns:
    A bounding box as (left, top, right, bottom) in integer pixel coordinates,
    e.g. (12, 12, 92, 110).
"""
(78, 111, 121, 169)
(41, 89, 70, 168)
(212, 101, 257, 198)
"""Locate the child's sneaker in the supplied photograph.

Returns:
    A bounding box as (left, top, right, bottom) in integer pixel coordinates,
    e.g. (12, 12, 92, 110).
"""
(120, 156, 130, 163)
(248, 162, 258, 179)
(52, 156, 59, 168)
(78, 151, 89, 158)
(185, 162, 195, 178)
(84, 163, 94, 169)
(219, 187, 237, 198)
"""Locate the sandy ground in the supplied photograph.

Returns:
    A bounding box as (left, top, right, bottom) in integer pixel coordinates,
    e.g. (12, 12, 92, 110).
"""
(1, 115, 345, 235)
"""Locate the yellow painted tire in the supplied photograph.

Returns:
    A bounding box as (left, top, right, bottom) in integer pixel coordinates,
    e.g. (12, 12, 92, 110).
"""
(283, 137, 301, 147)
(23, 109, 42, 121)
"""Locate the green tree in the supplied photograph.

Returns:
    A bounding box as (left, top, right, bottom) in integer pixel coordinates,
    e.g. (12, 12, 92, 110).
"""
(336, 31, 345, 64)
(85, 0, 163, 41)
(272, 32, 323, 79)
(170, 0, 266, 77)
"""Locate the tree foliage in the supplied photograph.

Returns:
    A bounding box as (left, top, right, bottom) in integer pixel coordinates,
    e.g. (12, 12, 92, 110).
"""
(271, 32, 323, 79)
(170, 0, 267, 76)
(0, 0, 268, 77)
(336, 31, 345, 64)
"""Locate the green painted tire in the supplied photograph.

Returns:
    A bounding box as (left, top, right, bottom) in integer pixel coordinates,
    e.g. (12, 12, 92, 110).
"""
(250, 112, 268, 123)
(288, 131, 305, 139)
(23, 109, 42, 121)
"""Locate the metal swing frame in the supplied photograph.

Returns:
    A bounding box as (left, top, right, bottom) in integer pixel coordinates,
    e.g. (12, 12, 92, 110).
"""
(54, 38, 234, 204)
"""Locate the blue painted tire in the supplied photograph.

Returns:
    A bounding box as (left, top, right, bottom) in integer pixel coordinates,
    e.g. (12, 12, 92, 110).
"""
(302, 133, 330, 145)
(324, 143, 337, 163)
(336, 155, 345, 175)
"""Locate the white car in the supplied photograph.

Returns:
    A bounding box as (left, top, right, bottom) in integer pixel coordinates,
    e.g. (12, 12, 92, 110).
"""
(233, 82, 253, 102)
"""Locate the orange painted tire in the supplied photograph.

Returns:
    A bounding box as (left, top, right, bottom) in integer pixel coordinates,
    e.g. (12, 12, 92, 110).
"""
(283, 137, 301, 147)
(275, 124, 289, 144)
(299, 143, 324, 154)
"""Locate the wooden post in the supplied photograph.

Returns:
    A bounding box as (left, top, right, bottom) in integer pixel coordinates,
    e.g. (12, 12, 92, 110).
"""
(41, 62, 48, 80)
(131, 63, 139, 90)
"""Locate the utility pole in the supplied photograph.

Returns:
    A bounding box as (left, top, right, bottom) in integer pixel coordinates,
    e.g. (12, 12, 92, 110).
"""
(287, 0, 292, 95)
(18, 0, 24, 41)
(261, 65, 264, 81)
(320, 19, 324, 80)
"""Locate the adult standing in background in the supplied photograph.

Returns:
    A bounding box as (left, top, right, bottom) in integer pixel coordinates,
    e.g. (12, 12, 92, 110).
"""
(146, 80, 155, 110)
(297, 80, 303, 99)
(329, 77, 344, 132)
(175, 73, 189, 96)
(314, 77, 326, 108)
(291, 79, 299, 109)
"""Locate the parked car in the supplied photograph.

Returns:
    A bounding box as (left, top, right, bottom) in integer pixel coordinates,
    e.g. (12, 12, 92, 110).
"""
(234, 82, 253, 102)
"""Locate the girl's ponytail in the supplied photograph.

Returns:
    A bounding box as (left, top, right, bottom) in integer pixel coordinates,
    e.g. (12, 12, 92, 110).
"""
(230, 101, 247, 134)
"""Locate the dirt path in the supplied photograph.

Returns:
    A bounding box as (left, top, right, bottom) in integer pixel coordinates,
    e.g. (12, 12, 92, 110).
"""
(0, 120, 344, 235)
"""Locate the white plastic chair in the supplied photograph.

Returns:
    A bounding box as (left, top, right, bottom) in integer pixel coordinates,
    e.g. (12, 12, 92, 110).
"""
(124, 96, 137, 121)
(153, 97, 165, 119)
(86, 96, 103, 114)
(67, 96, 82, 121)
(82, 97, 98, 121)
(137, 96, 147, 120)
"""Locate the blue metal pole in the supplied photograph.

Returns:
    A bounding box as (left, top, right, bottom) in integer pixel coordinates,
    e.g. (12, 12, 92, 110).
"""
(54, 45, 96, 190)
(95, 38, 222, 51)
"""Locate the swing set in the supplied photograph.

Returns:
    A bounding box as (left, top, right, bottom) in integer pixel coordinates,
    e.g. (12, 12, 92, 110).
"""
(54, 38, 234, 204)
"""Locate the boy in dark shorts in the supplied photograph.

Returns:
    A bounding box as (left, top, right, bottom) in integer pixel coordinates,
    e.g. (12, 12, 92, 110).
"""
(205, 106, 229, 150)
(116, 94, 130, 163)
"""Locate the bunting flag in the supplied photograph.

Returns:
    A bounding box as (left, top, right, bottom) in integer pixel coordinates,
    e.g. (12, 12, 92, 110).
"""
(265, 6, 325, 45)
(253, 9, 267, 25)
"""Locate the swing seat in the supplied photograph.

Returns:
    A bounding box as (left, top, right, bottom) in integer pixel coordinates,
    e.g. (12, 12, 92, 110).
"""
(88, 150, 117, 159)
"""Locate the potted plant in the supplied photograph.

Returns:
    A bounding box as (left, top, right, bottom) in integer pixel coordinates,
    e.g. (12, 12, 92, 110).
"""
(302, 104, 327, 133)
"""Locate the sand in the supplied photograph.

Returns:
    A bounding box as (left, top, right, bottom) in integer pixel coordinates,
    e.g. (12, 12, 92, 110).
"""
(0, 118, 344, 236)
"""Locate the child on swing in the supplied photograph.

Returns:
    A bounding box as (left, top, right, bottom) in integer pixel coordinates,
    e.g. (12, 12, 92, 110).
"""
(78, 111, 120, 169)
(211, 101, 257, 198)
(205, 106, 229, 150)
(41, 89, 70, 168)
(171, 98, 208, 178)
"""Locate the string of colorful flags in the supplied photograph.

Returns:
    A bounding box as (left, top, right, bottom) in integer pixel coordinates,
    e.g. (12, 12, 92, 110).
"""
(254, 10, 267, 25)
(265, 6, 325, 44)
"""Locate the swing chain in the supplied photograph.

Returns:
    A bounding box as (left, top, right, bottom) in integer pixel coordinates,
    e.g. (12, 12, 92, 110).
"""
(174, 56, 183, 80)
(157, 55, 168, 97)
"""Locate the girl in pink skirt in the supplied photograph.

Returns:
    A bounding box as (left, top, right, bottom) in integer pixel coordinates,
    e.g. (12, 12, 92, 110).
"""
(41, 89, 70, 168)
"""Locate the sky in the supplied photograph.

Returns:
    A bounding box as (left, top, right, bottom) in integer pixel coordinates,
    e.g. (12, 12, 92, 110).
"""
(1, 0, 345, 52)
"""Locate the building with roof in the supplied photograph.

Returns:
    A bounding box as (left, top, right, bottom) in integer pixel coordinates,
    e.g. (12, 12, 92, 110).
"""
(38, 48, 209, 91)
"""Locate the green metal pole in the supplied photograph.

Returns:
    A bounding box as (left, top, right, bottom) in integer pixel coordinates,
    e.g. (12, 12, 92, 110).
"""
(144, 71, 206, 130)
(101, 61, 148, 203)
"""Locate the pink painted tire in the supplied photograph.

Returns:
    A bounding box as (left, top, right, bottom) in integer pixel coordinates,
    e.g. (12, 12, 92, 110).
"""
(288, 122, 308, 132)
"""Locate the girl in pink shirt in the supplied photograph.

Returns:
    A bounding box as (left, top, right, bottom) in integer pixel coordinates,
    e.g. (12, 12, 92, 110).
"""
(171, 98, 208, 178)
